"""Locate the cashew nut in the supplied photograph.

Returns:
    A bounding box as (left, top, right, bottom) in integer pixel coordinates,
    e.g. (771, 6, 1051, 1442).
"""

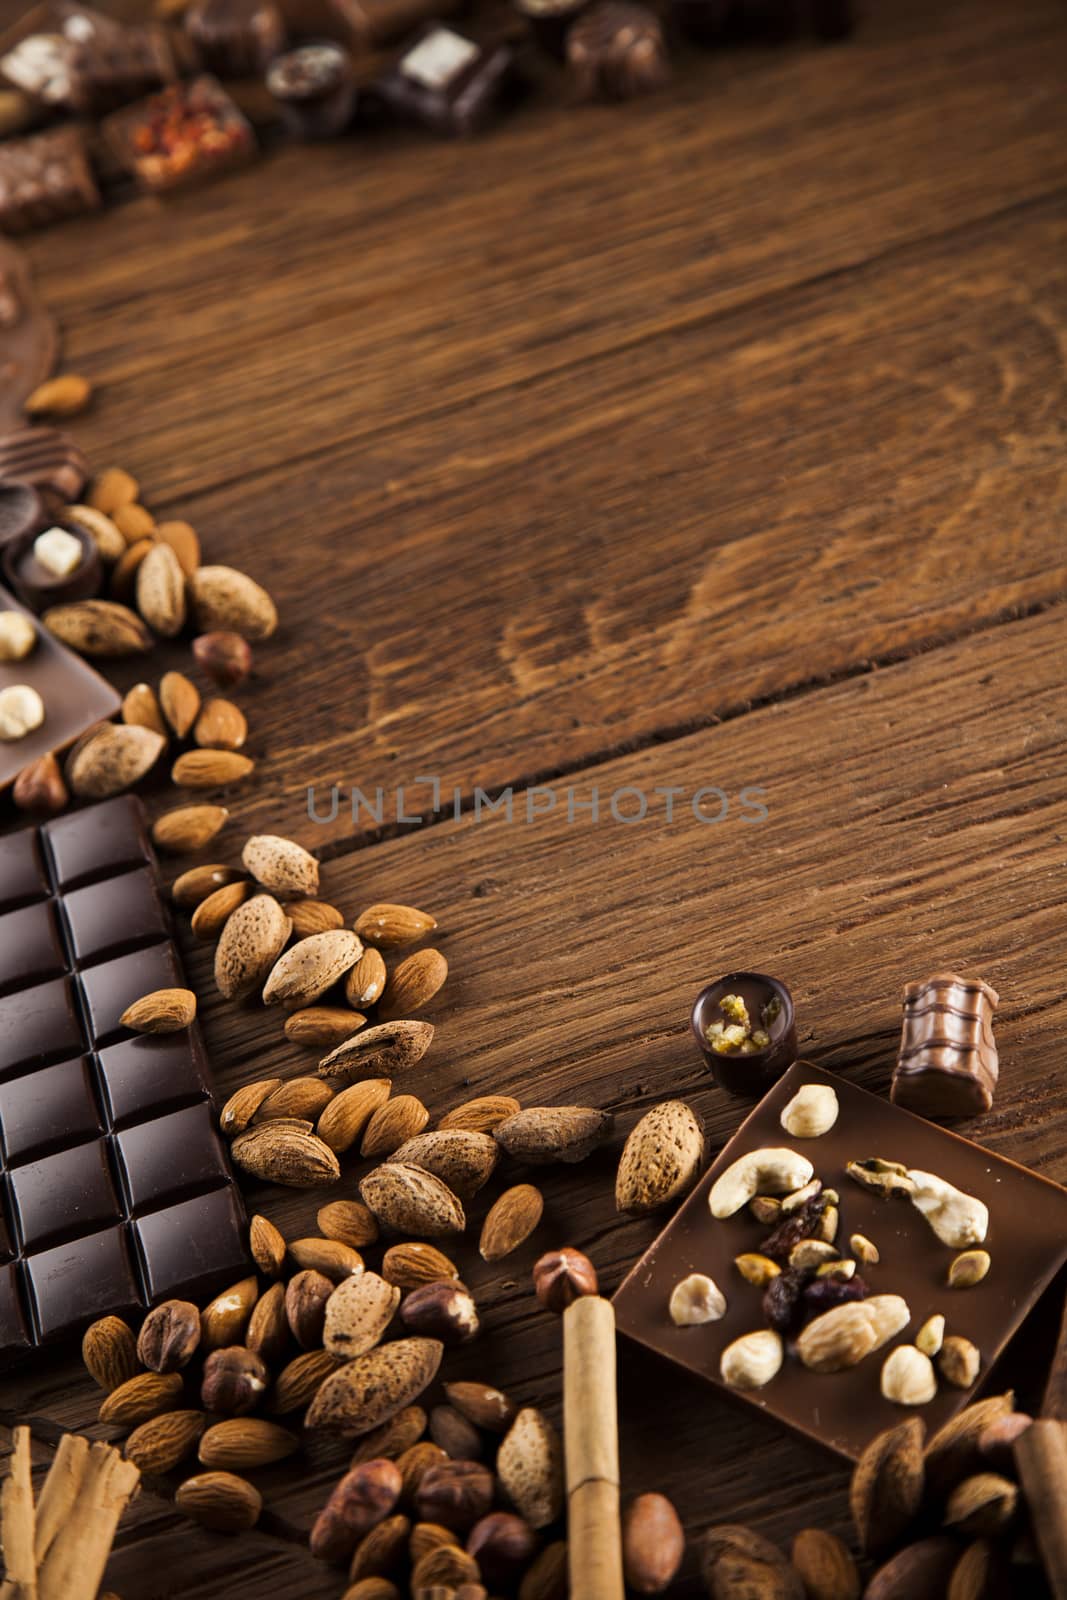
(790, 1239, 839, 1270)
(780, 1083, 839, 1139)
(709, 1148, 814, 1220)
(881, 1344, 937, 1406)
(907, 1171, 988, 1249)
(850, 1233, 879, 1266)
(720, 1329, 783, 1390)
(669, 1273, 726, 1326)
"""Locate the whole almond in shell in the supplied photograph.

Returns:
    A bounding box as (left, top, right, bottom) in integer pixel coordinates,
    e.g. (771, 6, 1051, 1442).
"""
(69, 723, 164, 799)
(351, 1406, 428, 1468)
(242, 833, 320, 896)
(156, 519, 200, 576)
(176, 1471, 262, 1532)
(361, 1096, 429, 1158)
(864, 1537, 960, 1600)
(82, 1315, 138, 1391)
(790, 1528, 859, 1600)
(346, 947, 387, 1008)
(319, 1020, 434, 1084)
(289, 1237, 364, 1281)
(324, 1272, 402, 1359)
(702, 1525, 802, 1599)
(439, 1095, 521, 1134)
(378, 949, 448, 1020)
(306, 1337, 444, 1434)
(623, 1493, 686, 1595)
(287, 1005, 367, 1048)
(615, 1100, 705, 1216)
(201, 1277, 259, 1350)
(194, 697, 247, 752)
(388, 1131, 498, 1200)
(355, 904, 437, 949)
(99, 1370, 184, 1426)
(288, 899, 345, 937)
(152, 805, 229, 854)
(122, 681, 166, 736)
(220, 1078, 281, 1136)
(271, 1348, 339, 1414)
(172, 749, 255, 789)
(361, 1165, 464, 1239)
(317, 1081, 393, 1155)
(443, 1381, 516, 1434)
(382, 1243, 459, 1290)
(136, 540, 186, 637)
(45, 600, 152, 656)
(215, 893, 292, 1000)
(263, 929, 364, 1009)
(190, 565, 278, 640)
(88, 467, 139, 515)
(497, 1408, 563, 1530)
(66, 504, 126, 564)
(231, 1124, 341, 1188)
(319, 1199, 381, 1250)
(245, 1282, 289, 1364)
(480, 1184, 544, 1262)
(190, 879, 250, 939)
(850, 1416, 925, 1557)
(125, 1410, 207, 1474)
(494, 1106, 614, 1165)
(119, 986, 195, 1034)
(198, 1418, 298, 1470)
(253, 1076, 335, 1124)
(159, 671, 200, 737)
(24, 373, 92, 417)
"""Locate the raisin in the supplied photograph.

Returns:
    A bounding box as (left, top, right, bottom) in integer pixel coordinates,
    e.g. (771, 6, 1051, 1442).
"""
(760, 1195, 828, 1265)
(803, 1273, 869, 1316)
(763, 1268, 812, 1334)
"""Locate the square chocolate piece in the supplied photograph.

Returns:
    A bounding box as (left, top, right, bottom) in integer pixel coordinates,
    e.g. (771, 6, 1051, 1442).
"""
(103, 76, 256, 195)
(43, 795, 150, 891)
(9, 1137, 119, 1251)
(134, 1184, 248, 1304)
(380, 26, 517, 136)
(25, 1223, 142, 1340)
(0, 976, 84, 1078)
(114, 1101, 230, 1214)
(78, 940, 181, 1047)
(0, 1055, 100, 1164)
(0, 125, 100, 235)
(61, 865, 168, 969)
(0, 900, 66, 995)
(0, 827, 49, 912)
(0, 1263, 31, 1359)
(613, 1062, 1067, 1461)
(95, 1034, 210, 1129)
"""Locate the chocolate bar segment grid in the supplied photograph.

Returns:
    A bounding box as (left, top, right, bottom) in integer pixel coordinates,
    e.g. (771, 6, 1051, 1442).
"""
(0, 795, 248, 1360)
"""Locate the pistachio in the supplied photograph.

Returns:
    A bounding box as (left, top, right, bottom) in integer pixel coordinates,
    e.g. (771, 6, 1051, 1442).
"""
(669, 1273, 726, 1326)
(748, 1195, 782, 1225)
(789, 1239, 839, 1270)
(780, 1178, 823, 1215)
(939, 1336, 980, 1389)
(907, 1171, 988, 1249)
(719, 1330, 783, 1390)
(915, 1315, 945, 1358)
(850, 1233, 880, 1265)
(845, 1158, 916, 1199)
(881, 1345, 937, 1406)
(780, 1083, 839, 1139)
(708, 1148, 814, 1220)
(734, 1253, 781, 1288)
(816, 1258, 856, 1280)
(948, 1249, 991, 1289)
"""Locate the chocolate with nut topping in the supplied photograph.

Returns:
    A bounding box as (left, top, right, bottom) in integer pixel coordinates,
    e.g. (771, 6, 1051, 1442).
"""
(892, 972, 999, 1120)
(266, 43, 355, 139)
(0, 125, 100, 235)
(566, 0, 669, 101)
(4, 522, 101, 613)
(379, 26, 518, 138)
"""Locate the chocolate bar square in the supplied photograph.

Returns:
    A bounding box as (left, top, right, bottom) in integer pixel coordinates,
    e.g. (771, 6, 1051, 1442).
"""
(78, 941, 182, 1048)
(134, 1185, 248, 1303)
(379, 26, 517, 136)
(0, 900, 66, 996)
(10, 1137, 119, 1251)
(0, 977, 84, 1078)
(0, 126, 101, 236)
(0, 828, 49, 912)
(43, 795, 150, 891)
(25, 1223, 141, 1340)
(96, 1034, 210, 1129)
(0, 1055, 100, 1165)
(62, 866, 168, 968)
(115, 1102, 230, 1214)
(0, 1263, 31, 1358)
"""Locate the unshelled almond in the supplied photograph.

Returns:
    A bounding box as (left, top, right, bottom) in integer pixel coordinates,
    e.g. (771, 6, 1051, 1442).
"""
(45, 599, 152, 656)
(152, 804, 229, 854)
(231, 1124, 341, 1187)
(82, 1316, 138, 1391)
(125, 1410, 207, 1474)
(253, 1077, 335, 1124)
(215, 894, 292, 1000)
(198, 1418, 298, 1470)
(121, 682, 167, 736)
(346, 947, 388, 1008)
(155, 519, 200, 576)
(190, 879, 250, 939)
(289, 1237, 365, 1281)
(88, 467, 139, 514)
(200, 1277, 259, 1350)
(791, 1528, 860, 1600)
(220, 1079, 281, 1136)
(24, 373, 92, 417)
(362, 1097, 430, 1158)
(119, 986, 196, 1034)
(176, 1470, 262, 1531)
(99, 1371, 184, 1426)
(136, 540, 186, 637)
(287, 1006, 367, 1048)
(69, 723, 164, 799)
(440, 1095, 521, 1134)
(242, 833, 319, 896)
(324, 1272, 401, 1359)
(172, 749, 255, 789)
(702, 1526, 800, 1599)
(355, 904, 437, 949)
(194, 697, 247, 752)
(389, 1131, 498, 1200)
(494, 1106, 614, 1165)
(379, 949, 448, 1020)
(480, 1185, 545, 1262)
(263, 930, 364, 1009)
(190, 565, 278, 640)
(318, 1199, 380, 1250)
(616, 1100, 705, 1216)
(361, 1164, 465, 1239)
(382, 1242, 460, 1290)
(305, 1338, 444, 1434)
(497, 1409, 564, 1529)
(319, 1020, 434, 1084)
(270, 1349, 339, 1414)
(159, 671, 200, 738)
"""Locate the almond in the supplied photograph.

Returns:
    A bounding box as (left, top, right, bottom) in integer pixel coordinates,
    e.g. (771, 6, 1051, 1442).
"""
(324, 1272, 402, 1360)
(346, 948, 388, 1008)
(159, 670, 201, 737)
(136, 540, 186, 637)
(623, 1493, 686, 1596)
(443, 1381, 516, 1434)
(379, 949, 448, 1020)
(305, 1338, 444, 1434)
(99, 1371, 184, 1426)
(249, 1214, 287, 1278)
(702, 1527, 800, 1599)
(289, 1237, 365, 1281)
(175, 1471, 261, 1532)
(317, 1079, 392, 1154)
(122, 682, 167, 736)
(66, 504, 126, 564)
(270, 1349, 339, 1414)
(88, 467, 139, 514)
(190, 565, 278, 640)
(253, 1077, 335, 1124)
(155, 519, 200, 576)
(362, 1097, 430, 1159)
(389, 1131, 498, 1200)
(125, 1410, 207, 1474)
(791, 1528, 860, 1600)
(245, 1282, 289, 1363)
(198, 1418, 298, 1470)
(232, 1124, 342, 1188)
(215, 894, 292, 1000)
(69, 723, 164, 799)
(152, 804, 229, 854)
(286, 1006, 367, 1048)
(615, 1100, 705, 1216)
(412, 1546, 480, 1590)
(172, 862, 245, 907)
(242, 834, 319, 897)
(263, 929, 364, 1009)
(851, 1417, 925, 1557)
(494, 1106, 614, 1165)
(360, 1164, 465, 1238)
(925, 1394, 1015, 1500)
(319, 1020, 434, 1084)
(113, 502, 156, 542)
(201, 1277, 259, 1349)
(24, 373, 92, 418)
(497, 1409, 564, 1529)
(864, 1537, 960, 1600)
(397, 1442, 448, 1505)
(194, 697, 247, 751)
(82, 1316, 138, 1391)
(439, 1096, 521, 1134)
(172, 749, 255, 789)
(45, 599, 153, 656)
(382, 1243, 459, 1290)
(119, 986, 196, 1034)
(480, 1185, 544, 1262)
(288, 899, 345, 937)
(348, 1514, 412, 1582)
(350, 1407, 428, 1467)
(190, 879, 250, 939)
(220, 1080, 282, 1136)
(110, 537, 153, 602)
(319, 1200, 380, 1251)
(354, 903, 437, 949)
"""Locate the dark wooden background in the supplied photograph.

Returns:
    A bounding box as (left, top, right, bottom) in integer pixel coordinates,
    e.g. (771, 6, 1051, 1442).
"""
(2, 0, 1067, 1594)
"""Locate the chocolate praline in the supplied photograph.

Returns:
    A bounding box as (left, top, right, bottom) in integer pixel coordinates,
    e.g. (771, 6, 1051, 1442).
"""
(514, 0, 591, 60)
(691, 971, 796, 1096)
(266, 42, 355, 138)
(0, 483, 45, 549)
(3, 523, 101, 613)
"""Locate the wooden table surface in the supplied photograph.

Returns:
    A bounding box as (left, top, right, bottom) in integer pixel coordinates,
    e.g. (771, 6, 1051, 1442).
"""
(2, 0, 1067, 1594)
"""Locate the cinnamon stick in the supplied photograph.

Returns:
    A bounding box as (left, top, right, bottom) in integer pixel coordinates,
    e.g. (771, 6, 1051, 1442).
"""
(0, 1426, 37, 1600)
(1015, 1420, 1067, 1600)
(32, 1433, 89, 1567)
(37, 1443, 139, 1600)
(563, 1294, 624, 1600)
(1043, 1284, 1067, 1421)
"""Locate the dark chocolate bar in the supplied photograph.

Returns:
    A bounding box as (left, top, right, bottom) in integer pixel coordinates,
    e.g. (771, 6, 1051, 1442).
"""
(378, 25, 518, 137)
(0, 126, 100, 236)
(892, 972, 999, 1119)
(0, 795, 247, 1359)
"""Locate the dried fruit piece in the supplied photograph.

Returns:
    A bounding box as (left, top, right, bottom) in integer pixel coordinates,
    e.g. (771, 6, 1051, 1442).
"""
(615, 1100, 704, 1215)
(480, 1184, 544, 1261)
(845, 1158, 916, 1199)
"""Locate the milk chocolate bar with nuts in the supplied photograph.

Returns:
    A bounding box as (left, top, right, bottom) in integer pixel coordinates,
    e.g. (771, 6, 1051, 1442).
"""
(0, 125, 100, 236)
(892, 971, 999, 1119)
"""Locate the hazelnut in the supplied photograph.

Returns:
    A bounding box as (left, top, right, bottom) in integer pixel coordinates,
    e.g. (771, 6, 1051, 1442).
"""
(415, 1460, 494, 1533)
(0, 610, 36, 662)
(192, 630, 253, 688)
(310, 1458, 403, 1564)
(399, 1280, 479, 1345)
(286, 1269, 334, 1349)
(137, 1300, 201, 1372)
(12, 752, 68, 816)
(201, 1346, 268, 1415)
(532, 1249, 598, 1314)
(466, 1511, 538, 1587)
(0, 685, 44, 741)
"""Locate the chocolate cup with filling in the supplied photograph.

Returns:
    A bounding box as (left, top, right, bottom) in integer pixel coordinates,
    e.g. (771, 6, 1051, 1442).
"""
(3, 523, 101, 613)
(691, 971, 796, 1095)
(266, 42, 356, 138)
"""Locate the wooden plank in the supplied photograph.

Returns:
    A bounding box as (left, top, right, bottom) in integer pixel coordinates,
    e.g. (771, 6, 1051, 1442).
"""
(3, 604, 1066, 1595)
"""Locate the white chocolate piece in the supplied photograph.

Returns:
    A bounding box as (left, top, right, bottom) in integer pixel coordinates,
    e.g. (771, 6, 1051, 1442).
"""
(0, 685, 44, 741)
(34, 526, 83, 578)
